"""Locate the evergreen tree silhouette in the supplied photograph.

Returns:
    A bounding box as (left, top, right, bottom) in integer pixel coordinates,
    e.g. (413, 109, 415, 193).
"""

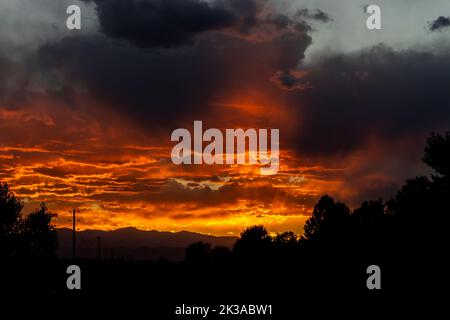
(0, 182, 24, 258)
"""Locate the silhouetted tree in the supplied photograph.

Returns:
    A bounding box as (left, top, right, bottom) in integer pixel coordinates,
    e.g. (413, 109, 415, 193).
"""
(22, 203, 58, 258)
(352, 199, 389, 258)
(233, 225, 272, 260)
(353, 199, 385, 225)
(386, 176, 432, 222)
(423, 131, 450, 178)
(211, 246, 232, 262)
(385, 132, 450, 259)
(185, 241, 211, 263)
(0, 183, 24, 257)
(302, 195, 351, 243)
(421, 132, 450, 229)
(273, 231, 299, 260)
(274, 231, 298, 246)
(0, 183, 57, 259)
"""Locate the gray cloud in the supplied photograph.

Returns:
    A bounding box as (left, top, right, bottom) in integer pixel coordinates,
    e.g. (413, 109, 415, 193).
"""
(279, 45, 450, 157)
(0, 0, 97, 58)
(429, 16, 450, 32)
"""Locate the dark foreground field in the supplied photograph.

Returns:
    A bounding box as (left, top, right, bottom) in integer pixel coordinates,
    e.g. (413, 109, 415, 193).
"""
(1, 251, 436, 318)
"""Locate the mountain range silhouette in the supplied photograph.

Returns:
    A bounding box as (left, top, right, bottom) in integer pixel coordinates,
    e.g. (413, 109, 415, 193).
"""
(56, 227, 237, 261)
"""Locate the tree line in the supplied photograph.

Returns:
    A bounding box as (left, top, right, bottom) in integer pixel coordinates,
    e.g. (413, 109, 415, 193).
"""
(186, 132, 449, 265)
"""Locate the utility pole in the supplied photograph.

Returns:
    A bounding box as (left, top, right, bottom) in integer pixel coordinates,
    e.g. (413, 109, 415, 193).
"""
(72, 208, 76, 260)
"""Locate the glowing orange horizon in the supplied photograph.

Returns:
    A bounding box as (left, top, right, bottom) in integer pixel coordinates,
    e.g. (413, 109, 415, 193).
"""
(0, 95, 361, 237)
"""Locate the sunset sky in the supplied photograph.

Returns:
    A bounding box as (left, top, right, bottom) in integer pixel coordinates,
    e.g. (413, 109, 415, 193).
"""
(1, 0, 450, 236)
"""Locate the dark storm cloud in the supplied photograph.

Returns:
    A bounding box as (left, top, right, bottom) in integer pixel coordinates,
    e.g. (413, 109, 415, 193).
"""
(82, 0, 315, 48)
(0, 52, 29, 105)
(429, 16, 450, 32)
(37, 31, 311, 129)
(10, 0, 447, 162)
(295, 8, 331, 23)
(270, 70, 312, 91)
(86, 0, 236, 47)
(0, 54, 14, 99)
(281, 45, 450, 156)
(4, 0, 323, 130)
